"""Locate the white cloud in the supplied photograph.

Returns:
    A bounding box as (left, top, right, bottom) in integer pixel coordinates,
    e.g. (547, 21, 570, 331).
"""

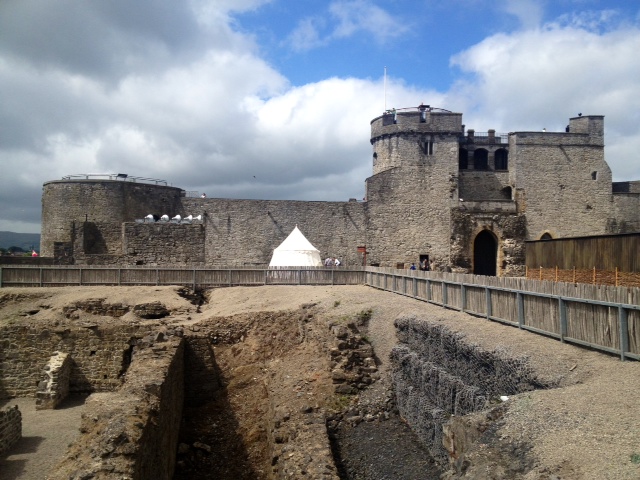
(503, 0, 544, 30)
(285, 0, 409, 52)
(448, 20, 640, 181)
(1, 0, 639, 235)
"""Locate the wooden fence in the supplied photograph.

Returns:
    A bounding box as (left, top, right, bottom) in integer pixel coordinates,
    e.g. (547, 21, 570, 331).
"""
(525, 266, 640, 288)
(366, 267, 640, 361)
(0, 266, 366, 288)
(2, 265, 639, 361)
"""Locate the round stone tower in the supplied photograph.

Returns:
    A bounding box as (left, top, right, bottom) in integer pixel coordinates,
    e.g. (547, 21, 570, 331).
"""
(370, 106, 464, 174)
(41, 176, 184, 257)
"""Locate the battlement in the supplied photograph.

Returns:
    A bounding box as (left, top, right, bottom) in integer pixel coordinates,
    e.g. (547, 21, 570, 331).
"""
(371, 107, 463, 139)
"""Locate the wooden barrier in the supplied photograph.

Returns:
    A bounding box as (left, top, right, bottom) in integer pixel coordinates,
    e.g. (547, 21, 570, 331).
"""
(2, 265, 638, 361)
(525, 266, 640, 288)
(0, 266, 366, 289)
(365, 267, 640, 362)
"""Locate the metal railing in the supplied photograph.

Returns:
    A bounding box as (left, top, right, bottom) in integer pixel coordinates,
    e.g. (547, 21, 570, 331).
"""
(60, 174, 168, 185)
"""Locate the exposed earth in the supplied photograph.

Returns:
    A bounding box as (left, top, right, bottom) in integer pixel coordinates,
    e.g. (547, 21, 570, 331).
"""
(0, 285, 639, 479)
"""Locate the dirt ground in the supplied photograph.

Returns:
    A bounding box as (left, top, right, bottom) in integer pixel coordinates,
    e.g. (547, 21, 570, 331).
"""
(1, 285, 639, 479)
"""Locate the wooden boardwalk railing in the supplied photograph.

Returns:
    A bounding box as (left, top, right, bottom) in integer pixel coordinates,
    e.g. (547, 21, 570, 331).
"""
(1, 265, 638, 361)
(0, 266, 366, 288)
(366, 267, 640, 361)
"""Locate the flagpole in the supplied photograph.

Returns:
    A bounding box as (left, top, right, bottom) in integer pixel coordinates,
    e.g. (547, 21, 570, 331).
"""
(384, 66, 387, 111)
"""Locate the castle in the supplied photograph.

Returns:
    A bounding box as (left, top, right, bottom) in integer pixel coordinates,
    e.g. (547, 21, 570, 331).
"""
(40, 106, 640, 275)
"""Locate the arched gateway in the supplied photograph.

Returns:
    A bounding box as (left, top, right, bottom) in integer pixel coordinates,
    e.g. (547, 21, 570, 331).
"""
(473, 230, 498, 276)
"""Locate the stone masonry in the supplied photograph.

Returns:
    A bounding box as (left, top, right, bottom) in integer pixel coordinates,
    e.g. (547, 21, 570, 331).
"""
(40, 108, 640, 275)
(0, 405, 21, 455)
(36, 351, 72, 410)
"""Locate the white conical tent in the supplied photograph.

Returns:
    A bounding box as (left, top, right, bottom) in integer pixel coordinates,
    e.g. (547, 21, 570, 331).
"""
(269, 226, 322, 267)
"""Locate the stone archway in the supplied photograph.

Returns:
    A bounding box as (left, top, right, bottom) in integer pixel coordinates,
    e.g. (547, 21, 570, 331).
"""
(473, 230, 498, 276)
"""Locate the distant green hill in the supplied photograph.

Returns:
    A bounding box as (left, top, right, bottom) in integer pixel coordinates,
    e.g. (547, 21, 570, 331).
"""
(0, 231, 41, 252)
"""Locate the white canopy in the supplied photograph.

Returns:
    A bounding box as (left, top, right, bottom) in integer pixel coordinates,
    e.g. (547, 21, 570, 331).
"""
(269, 226, 322, 267)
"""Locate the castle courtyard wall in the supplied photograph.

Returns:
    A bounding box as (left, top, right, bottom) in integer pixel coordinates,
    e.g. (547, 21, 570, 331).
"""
(365, 164, 455, 269)
(41, 180, 184, 257)
(181, 197, 367, 267)
(510, 131, 613, 240)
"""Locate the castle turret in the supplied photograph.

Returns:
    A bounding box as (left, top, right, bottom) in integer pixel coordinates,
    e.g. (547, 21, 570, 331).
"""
(370, 107, 463, 175)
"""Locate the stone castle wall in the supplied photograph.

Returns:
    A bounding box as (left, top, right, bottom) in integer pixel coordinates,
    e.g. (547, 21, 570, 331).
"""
(509, 123, 613, 240)
(458, 171, 511, 201)
(41, 180, 185, 257)
(365, 165, 457, 269)
(612, 192, 640, 233)
(181, 197, 367, 267)
(38, 111, 639, 274)
(370, 111, 463, 174)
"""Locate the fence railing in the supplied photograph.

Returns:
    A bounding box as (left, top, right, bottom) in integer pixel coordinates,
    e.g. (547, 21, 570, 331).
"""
(2, 265, 639, 361)
(0, 266, 365, 288)
(526, 266, 640, 288)
(366, 268, 640, 361)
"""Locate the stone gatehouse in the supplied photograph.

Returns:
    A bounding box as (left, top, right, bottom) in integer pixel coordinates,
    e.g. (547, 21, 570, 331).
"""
(40, 107, 640, 276)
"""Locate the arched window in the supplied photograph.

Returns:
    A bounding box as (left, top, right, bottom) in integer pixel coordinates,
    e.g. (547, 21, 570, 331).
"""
(473, 149, 489, 170)
(473, 230, 497, 276)
(459, 148, 468, 169)
(495, 148, 508, 170)
(540, 233, 553, 240)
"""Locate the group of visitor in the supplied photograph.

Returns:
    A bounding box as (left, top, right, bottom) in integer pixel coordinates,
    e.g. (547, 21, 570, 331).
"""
(324, 257, 341, 267)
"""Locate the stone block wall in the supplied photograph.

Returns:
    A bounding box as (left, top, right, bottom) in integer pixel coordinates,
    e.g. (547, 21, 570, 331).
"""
(0, 323, 145, 398)
(450, 209, 527, 276)
(458, 171, 511, 201)
(122, 223, 205, 267)
(510, 132, 613, 240)
(612, 192, 640, 233)
(36, 351, 72, 410)
(390, 315, 550, 465)
(41, 180, 185, 257)
(49, 336, 185, 480)
(0, 405, 21, 455)
(365, 164, 456, 269)
(182, 197, 367, 267)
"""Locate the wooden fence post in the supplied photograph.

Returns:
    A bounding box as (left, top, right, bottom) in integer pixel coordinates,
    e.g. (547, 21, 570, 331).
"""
(592, 266, 596, 285)
(539, 266, 542, 280)
(559, 298, 567, 342)
(485, 287, 491, 320)
(517, 292, 524, 329)
(618, 306, 629, 361)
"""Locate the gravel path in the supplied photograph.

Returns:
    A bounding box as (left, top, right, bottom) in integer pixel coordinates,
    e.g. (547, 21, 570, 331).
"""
(0, 396, 86, 480)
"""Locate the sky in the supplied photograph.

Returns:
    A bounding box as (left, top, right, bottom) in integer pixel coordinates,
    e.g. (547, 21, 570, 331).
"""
(1, 0, 639, 234)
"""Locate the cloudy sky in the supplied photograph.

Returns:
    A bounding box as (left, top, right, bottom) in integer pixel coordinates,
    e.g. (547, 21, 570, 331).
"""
(1, 0, 639, 234)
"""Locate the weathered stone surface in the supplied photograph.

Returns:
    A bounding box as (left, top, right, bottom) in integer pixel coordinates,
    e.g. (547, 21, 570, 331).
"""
(0, 405, 21, 455)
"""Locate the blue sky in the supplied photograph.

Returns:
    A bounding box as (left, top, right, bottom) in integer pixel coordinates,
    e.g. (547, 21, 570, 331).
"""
(1, 0, 639, 233)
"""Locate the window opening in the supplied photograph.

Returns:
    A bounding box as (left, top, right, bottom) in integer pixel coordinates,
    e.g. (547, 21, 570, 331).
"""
(459, 148, 468, 169)
(473, 149, 489, 170)
(495, 149, 508, 170)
